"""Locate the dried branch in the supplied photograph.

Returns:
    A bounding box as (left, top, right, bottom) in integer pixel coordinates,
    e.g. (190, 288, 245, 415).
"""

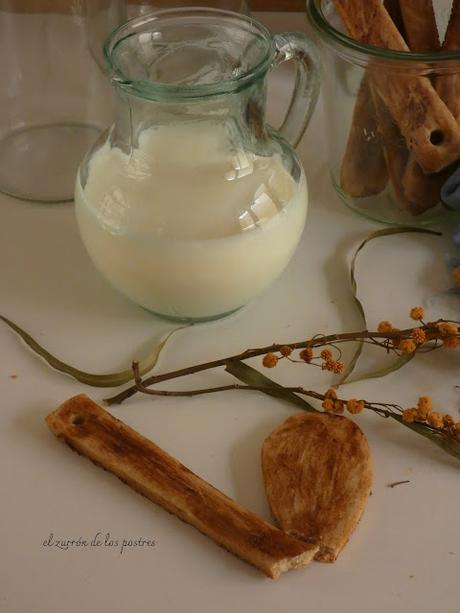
(103, 313, 460, 463)
(105, 319, 458, 406)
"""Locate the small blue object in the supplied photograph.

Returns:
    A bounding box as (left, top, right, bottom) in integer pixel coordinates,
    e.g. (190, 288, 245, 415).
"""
(446, 254, 460, 272)
(441, 166, 460, 209)
(453, 226, 460, 247)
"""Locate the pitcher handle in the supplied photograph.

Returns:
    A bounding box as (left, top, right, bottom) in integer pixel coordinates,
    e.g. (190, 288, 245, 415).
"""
(271, 33, 321, 148)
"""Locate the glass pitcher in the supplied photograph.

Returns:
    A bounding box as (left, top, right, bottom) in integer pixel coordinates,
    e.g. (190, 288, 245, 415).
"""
(75, 9, 320, 321)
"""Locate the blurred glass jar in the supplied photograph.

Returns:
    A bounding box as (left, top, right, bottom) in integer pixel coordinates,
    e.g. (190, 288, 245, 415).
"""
(307, 0, 460, 226)
(131, 1, 250, 17)
(0, 0, 125, 203)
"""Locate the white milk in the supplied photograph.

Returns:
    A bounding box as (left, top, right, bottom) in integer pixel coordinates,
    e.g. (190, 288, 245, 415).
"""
(75, 122, 307, 319)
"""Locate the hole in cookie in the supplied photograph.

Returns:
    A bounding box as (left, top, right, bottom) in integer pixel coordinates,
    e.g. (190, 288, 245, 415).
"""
(70, 414, 84, 426)
(430, 130, 444, 146)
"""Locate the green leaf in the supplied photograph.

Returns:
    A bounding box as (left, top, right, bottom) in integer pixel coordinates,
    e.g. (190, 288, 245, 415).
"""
(0, 314, 181, 387)
(339, 226, 441, 385)
(225, 358, 318, 413)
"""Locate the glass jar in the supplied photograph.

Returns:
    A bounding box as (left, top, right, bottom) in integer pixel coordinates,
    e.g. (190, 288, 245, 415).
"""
(132, 1, 250, 16)
(307, 0, 460, 226)
(0, 0, 125, 203)
(75, 9, 320, 322)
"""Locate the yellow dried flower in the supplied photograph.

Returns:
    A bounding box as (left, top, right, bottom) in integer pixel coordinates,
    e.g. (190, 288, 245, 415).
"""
(333, 361, 345, 374)
(443, 414, 455, 428)
(411, 328, 426, 344)
(427, 411, 444, 430)
(322, 398, 334, 412)
(299, 348, 313, 363)
(322, 359, 335, 372)
(454, 423, 460, 442)
(321, 359, 345, 374)
(262, 352, 278, 368)
(410, 306, 425, 321)
(325, 388, 337, 400)
(346, 399, 365, 414)
(416, 396, 433, 420)
(402, 408, 418, 424)
(424, 324, 441, 341)
(377, 321, 393, 333)
(442, 336, 460, 349)
(453, 266, 460, 290)
(333, 400, 345, 414)
(320, 349, 332, 360)
(398, 339, 416, 353)
(437, 322, 458, 336)
(279, 345, 292, 357)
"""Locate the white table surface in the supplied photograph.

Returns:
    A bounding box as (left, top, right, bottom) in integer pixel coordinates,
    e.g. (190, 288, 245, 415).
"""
(1, 11, 459, 613)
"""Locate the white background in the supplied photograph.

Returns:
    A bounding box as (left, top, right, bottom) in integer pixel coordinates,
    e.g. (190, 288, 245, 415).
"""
(1, 11, 459, 613)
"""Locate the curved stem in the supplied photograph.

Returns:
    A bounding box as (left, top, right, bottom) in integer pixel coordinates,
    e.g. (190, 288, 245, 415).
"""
(104, 323, 448, 405)
(130, 361, 392, 418)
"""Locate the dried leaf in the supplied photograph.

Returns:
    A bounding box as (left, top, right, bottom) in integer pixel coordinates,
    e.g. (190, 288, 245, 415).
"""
(226, 359, 460, 463)
(344, 352, 415, 384)
(0, 314, 181, 387)
(389, 413, 460, 462)
(225, 359, 317, 413)
(339, 226, 441, 384)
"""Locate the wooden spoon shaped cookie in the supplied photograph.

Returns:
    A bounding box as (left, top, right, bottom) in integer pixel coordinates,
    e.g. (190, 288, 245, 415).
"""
(262, 412, 372, 563)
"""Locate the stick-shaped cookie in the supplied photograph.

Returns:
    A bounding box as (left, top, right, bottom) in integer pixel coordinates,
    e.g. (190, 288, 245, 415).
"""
(370, 0, 412, 209)
(338, 0, 404, 199)
(340, 76, 388, 197)
(437, 0, 460, 123)
(371, 87, 413, 209)
(402, 1, 459, 213)
(398, 0, 440, 52)
(333, 0, 460, 173)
